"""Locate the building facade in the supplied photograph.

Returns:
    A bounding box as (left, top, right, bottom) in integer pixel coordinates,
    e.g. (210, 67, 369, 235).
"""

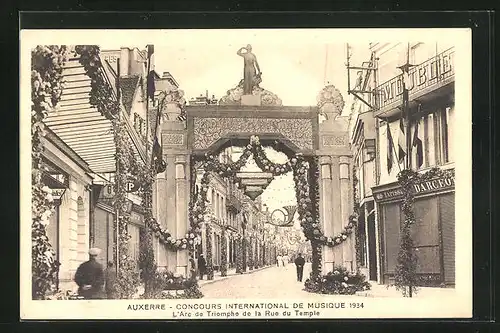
(349, 42, 455, 287)
(193, 146, 273, 276)
(42, 46, 163, 293)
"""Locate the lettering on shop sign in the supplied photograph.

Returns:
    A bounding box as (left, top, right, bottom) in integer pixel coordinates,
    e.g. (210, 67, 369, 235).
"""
(377, 48, 454, 109)
(51, 188, 66, 200)
(103, 54, 119, 63)
(412, 177, 454, 194)
(374, 175, 454, 201)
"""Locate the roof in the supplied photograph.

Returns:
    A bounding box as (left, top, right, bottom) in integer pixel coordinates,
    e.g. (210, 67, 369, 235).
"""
(44, 55, 146, 173)
(120, 76, 140, 114)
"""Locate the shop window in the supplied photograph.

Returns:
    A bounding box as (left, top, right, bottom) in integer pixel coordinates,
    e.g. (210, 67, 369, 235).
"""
(128, 223, 141, 264)
(382, 203, 402, 273)
(93, 207, 114, 267)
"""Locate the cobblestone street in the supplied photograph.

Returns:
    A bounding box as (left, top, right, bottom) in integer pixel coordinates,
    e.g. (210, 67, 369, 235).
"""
(200, 263, 327, 299)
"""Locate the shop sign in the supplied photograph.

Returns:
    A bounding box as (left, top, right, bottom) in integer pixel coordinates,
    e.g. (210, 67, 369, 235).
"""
(102, 184, 115, 199)
(51, 188, 66, 200)
(125, 180, 141, 193)
(374, 175, 454, 202)
(377, 47, 455, 110)
(412, 176, 454, 194)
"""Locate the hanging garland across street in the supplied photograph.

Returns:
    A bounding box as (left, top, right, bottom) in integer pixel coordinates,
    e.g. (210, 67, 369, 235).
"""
(31, 45, 70, 299)
(394, 167, 455, 297)
(181, 135, 361, 278)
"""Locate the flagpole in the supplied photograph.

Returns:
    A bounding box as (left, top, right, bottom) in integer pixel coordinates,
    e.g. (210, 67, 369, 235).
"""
(399, 42, 412, 171)
(145, 46, 152, 166)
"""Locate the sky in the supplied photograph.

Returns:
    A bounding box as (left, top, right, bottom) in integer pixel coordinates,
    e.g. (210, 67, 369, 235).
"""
(93, 29, 372, 112)
(151, 39, 371, 112)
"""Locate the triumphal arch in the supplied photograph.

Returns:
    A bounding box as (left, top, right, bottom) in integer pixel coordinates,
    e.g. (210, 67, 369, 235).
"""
(153, 46, 356, 280)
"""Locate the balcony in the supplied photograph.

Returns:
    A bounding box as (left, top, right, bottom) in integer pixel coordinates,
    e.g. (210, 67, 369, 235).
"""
(374, 47, 455, 118)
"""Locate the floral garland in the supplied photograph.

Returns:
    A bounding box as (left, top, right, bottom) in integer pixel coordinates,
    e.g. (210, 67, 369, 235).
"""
(112, 119, 141, 298)
(305, 264, 371, 295)
(186, 136, 361, 279)
(74, 45, 120, 119)
(76, 45, 141, 298)
(31, 45, 70, 299)
(394, 167, 455, 297)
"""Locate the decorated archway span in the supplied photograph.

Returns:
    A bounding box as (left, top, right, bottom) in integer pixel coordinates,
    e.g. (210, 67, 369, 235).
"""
(167, 135, 360, 280)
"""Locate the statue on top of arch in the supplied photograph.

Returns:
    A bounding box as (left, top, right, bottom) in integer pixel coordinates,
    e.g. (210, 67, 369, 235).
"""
(218, 44, 282, 106)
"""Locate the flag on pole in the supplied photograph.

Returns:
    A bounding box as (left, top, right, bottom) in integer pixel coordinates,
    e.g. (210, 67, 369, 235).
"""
(398, 104, 407, 165)
(146, 45, 156, 101)
(397, 43, 411, 166)
(386, 122, 394, 174)
(412, 119, 424, 169)
(152, 104, 166, 174)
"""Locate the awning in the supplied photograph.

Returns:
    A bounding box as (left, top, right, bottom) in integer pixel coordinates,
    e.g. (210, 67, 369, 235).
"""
(45, 55, 147, 173)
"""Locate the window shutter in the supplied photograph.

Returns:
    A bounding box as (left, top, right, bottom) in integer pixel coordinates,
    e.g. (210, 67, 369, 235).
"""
(440, 193, 455, 284)
(383, 203, 401, 272)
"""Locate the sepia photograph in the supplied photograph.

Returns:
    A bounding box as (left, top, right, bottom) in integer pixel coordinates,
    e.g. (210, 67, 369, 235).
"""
(20, 28, 472, 319)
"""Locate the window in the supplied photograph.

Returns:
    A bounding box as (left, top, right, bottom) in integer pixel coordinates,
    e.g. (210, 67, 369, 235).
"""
(411, 107, 452, 170)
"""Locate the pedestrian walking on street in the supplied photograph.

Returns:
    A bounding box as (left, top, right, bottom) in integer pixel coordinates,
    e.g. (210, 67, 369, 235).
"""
(294, 253, 305, 282)
(276, 254, 282, 267)
(104, 262, 118, 299)
(282, 255, 288, 266)
(198, 254, 207, 280)
(74, 248, 105, 299)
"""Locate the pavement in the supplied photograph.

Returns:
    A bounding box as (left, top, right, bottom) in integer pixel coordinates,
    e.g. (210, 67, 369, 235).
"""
(200, 263, 329, 299)
(199, 263, 458, 299)
(355, 283, 458, 298)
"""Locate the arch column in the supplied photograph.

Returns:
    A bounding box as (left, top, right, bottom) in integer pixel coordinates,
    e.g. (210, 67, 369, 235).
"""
(317, 95, 353, 274)
(158, 120, 190, 276)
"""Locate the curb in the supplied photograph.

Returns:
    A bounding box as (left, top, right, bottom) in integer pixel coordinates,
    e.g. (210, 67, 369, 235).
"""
(198, 266, 272, 287)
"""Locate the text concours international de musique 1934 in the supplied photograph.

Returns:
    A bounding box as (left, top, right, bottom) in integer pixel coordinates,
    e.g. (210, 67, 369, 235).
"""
(126, 302, 366, 318)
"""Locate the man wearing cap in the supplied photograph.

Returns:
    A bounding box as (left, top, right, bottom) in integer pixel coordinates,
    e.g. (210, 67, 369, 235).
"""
(74, 248, 105, 299)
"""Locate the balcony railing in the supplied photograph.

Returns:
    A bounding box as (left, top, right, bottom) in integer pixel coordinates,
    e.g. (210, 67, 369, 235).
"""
(375, 47, 455, 111)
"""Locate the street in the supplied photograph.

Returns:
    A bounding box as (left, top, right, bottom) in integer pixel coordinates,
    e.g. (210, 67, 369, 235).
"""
(200, 263, 329, 299)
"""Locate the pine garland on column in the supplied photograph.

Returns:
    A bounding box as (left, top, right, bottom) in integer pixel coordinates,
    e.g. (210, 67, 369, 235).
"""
(235, 236, 243, 274)
(138, 168, 156, 297)
(309, 157, 322, 279)
(220, 227, 228, 277)
(242, 236, 247, 272)
(112, 119, 141, 299)
(248, 236, 253, 270)
(205, 222, 214, 280)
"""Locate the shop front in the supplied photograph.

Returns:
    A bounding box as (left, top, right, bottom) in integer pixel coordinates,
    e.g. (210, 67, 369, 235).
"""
(373, 170, 455, 287)
(91, 183, 146, 269)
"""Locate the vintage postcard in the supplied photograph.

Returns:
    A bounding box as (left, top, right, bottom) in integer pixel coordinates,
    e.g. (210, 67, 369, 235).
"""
(20, 28, 472, 319)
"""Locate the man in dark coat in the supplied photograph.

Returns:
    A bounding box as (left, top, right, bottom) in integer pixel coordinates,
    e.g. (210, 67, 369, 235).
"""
(105, 261, 118, 299)
(197, 254, 207, 280)
(74, 248, 105, 299)
(294, 253, 306, 282)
